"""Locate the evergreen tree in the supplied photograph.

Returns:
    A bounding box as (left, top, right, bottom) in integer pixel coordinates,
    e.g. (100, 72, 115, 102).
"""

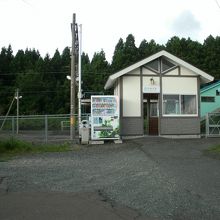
(139, 39, 163, 60)
(123, 34, 139, 67)
(0, 34, 220, 115)
(0, 45, 14, 115)
(90, 50, 110, 92)
(81, 52, 92, 92)
(203, 35, 220, 79)
(111, 38, 125, 72)
(51, 49, 62, 80)
(11, 49, 26, 73)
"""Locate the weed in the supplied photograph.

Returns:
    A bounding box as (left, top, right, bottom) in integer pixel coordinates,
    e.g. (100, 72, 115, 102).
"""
(0, 138, 73, 161)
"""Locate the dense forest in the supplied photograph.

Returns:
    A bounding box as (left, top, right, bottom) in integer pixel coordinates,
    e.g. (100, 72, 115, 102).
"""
(0, 34, 220, 115)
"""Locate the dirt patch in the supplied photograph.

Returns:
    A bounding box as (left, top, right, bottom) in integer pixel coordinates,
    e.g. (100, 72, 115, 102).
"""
(203, 151, 220, 160)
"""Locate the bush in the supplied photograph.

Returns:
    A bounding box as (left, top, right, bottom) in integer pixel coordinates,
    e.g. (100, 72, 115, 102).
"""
(0, 138, 31, 153)
(0, 138, 72, 158)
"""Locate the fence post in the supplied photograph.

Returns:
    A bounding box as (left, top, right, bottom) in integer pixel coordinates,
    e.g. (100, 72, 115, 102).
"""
(45, 115, 48, 143)
(206, 113, 209, 138)
(12, 117, 15, 136)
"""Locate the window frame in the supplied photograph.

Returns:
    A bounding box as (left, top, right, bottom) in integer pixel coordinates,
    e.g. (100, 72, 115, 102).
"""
(161, 57, 176, 73)
(145, 57, 177, 74)
(162, 94, 198, 117)
(201, 96, 215, 102)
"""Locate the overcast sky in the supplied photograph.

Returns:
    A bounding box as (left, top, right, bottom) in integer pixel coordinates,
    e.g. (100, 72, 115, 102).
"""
(0, 0, 220, 62)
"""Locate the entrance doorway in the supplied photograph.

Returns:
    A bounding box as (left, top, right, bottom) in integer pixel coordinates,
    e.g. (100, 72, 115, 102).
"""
(143, 93, 159, 135)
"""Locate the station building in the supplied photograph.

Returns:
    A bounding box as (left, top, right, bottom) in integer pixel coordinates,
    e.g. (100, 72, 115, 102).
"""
(104, 50, 214, 138)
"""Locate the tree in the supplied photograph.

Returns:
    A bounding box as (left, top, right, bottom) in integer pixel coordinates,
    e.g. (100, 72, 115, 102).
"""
(0, 34, 219, 115)
(0, 45, 14, 73)
(203, 35, 220, 79)
(139, 39, 163, 60)
(23, 48, 41, 72)
(166, 36, 204, 70)
(90, 50, 110, 92)
(81, 52, 92, 92)
(111, 38, 125, 72)
(11, 49, 26, 73)
(0, 45, 15, 115)
(123, 34, 139, 67)
(51, 49, 63, 80)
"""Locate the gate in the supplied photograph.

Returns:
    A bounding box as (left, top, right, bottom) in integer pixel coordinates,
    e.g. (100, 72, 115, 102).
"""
(206, 113, 220, 137)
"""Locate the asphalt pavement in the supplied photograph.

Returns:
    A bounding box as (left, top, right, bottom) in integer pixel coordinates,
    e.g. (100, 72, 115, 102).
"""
(0, 137, 220, 220)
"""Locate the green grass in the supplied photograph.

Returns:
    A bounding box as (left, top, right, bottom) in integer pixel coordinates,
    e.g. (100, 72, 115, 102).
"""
(0, 138, 73, 161)
(206, 145, 220, 153)
(204, 144, 220, 160)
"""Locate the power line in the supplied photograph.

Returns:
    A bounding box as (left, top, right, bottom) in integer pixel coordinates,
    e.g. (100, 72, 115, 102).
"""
(0, 71, 70, 76)
(0, 91, 66, 98)
(215, 0, 220, 9)
(21, 0, 33, 7)
(0, 70, 110, 76)
(0, 89, 68, 94)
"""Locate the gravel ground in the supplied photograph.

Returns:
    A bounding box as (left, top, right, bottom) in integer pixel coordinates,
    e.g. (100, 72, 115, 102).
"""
(0, 137, 220, 220)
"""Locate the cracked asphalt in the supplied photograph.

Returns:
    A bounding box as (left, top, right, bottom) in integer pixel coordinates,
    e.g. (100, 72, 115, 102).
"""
(0, 137, 220, 220)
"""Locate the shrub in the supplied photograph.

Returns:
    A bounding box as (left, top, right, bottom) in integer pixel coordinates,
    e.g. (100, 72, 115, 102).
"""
(0, 138, 31, 153)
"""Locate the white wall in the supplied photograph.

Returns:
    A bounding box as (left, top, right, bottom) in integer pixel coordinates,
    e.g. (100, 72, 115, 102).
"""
(122, 76, 141, 117)
(143, 76, 160, 87)
(162, 77, 198, 94)
(142, 76, 160, 93)
(165, 68, 179, 75)
(126, 68, 140, 75)
(114, 79, 120, 97)
(180, 67, 196, 76)
(142, 68, 157, 75)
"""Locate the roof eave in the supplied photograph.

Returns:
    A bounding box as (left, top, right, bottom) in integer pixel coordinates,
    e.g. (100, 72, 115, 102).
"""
(104, 76, 115, 90)
(201, 80, 220, 93)
(200, 74, 214, 85)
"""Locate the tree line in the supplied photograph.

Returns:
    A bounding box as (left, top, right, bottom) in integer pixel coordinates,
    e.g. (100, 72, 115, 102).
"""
(0, 34, 220, 115)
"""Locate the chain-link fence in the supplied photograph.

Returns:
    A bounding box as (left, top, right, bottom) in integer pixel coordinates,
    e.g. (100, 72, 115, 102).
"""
(0, 114, 90, 143)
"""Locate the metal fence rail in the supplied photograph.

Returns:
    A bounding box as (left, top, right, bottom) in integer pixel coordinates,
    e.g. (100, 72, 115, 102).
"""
(0, 114, 90, 143)
(206, 112, 220, 137)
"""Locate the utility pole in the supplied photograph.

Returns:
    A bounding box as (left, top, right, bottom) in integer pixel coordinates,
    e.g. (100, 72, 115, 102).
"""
(15, 88, 22, 134)
(16, 88, 19, 134)
(70, 13, 76, 140)
(78, 24, 82, 130)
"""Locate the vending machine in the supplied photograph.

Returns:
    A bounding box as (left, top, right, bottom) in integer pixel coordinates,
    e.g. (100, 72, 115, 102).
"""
(91, 95, 120, 140)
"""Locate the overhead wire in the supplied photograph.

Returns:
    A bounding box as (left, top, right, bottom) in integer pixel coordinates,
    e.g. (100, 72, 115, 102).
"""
(215, 0, 220, 9)
(0, 71, 70, 76)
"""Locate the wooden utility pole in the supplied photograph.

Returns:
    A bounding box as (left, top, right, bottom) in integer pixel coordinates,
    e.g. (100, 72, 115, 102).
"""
(15, 88, 22, 134)
(78, 24, 82, 129)
(16, 88, 19, 134)
(70, 13, 76, 140)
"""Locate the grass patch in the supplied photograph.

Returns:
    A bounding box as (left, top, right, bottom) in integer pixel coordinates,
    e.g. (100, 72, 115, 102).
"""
(204, 144, 220, 160)
(0, 138, 73, 161)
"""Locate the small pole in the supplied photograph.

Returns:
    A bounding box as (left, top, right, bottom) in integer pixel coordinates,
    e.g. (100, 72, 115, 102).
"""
(12, 116, 15, 136)
(206, 113, 209, 138)
(16, 89, 19, 134)
(45, 115, 48, 143)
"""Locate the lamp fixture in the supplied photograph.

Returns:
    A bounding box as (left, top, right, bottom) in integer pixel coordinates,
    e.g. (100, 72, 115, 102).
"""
(150, 77, 155, 85)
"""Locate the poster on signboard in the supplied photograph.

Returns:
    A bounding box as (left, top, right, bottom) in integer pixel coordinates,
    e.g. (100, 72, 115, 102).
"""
(91, 95, 120, 140)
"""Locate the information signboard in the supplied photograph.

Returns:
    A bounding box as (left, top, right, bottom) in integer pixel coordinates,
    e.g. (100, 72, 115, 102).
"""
(143, 85, 160, 93)
(91, 95, 120, 140)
